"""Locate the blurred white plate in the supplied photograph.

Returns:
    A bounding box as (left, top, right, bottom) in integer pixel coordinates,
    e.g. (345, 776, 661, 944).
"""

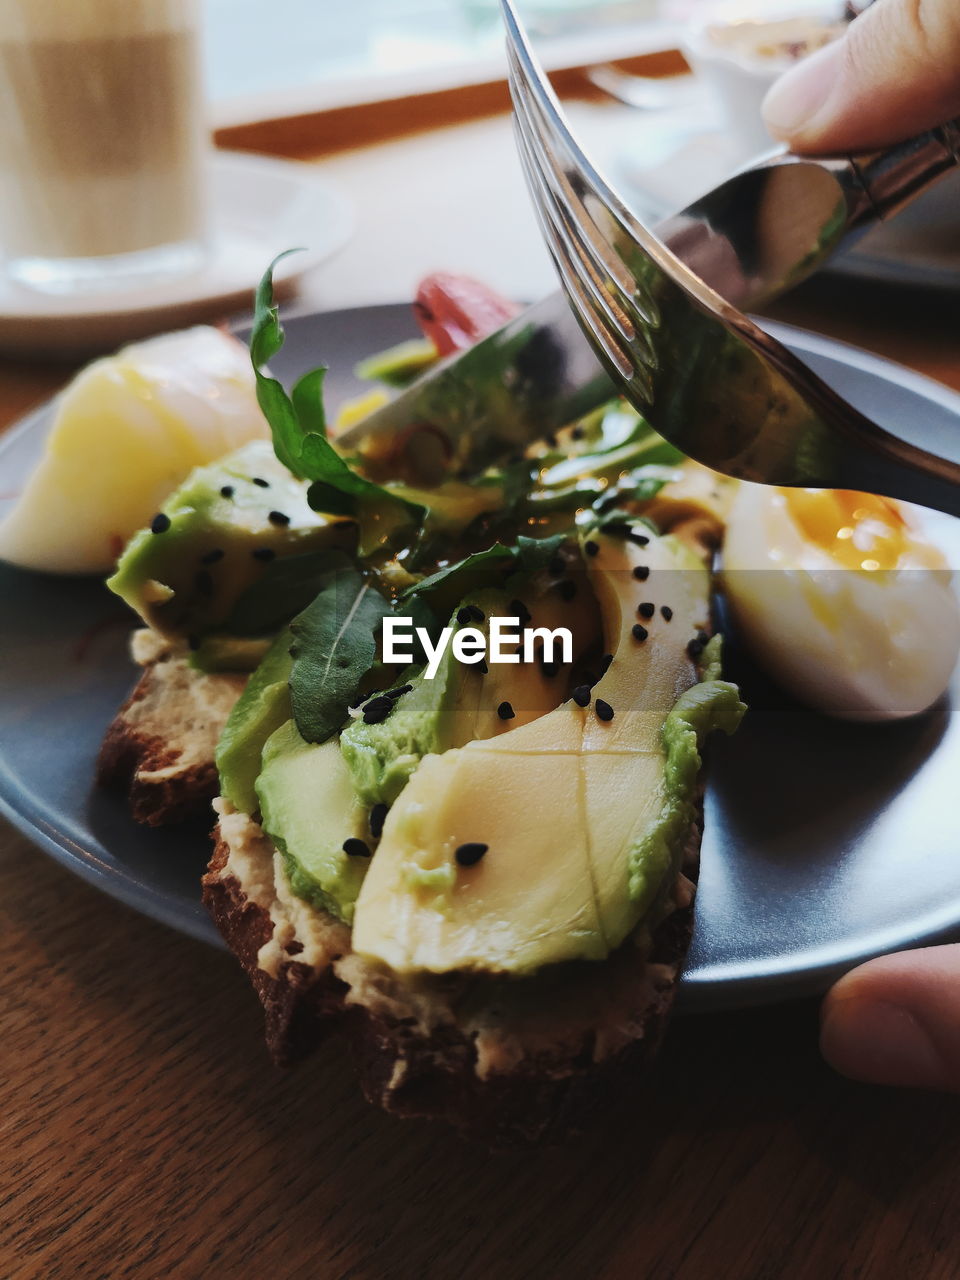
(612, 109, 960, 291)
(0, 152, 354, 357)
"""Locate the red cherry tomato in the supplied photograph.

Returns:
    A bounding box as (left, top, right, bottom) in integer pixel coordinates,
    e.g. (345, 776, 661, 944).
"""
(413, 273, 520, 356)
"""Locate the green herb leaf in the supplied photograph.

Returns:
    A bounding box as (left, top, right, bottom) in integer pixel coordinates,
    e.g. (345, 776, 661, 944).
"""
(291, 367, 329, 440)
(288, 555, 393, 743)
(251, 257, 425, 554)
(400, 532, 568, 617)
(223, 547, 353, 637)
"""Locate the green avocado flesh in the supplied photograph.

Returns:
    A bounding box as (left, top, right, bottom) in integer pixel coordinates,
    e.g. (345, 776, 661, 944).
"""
(355, 337, 438, 387)
(256, 719, 371, 925)
(108, 441, 355, 639)
(350, 530, 746, 975)
(248, 576, 597, 925)
(340, 581, 598, 809)
(216, 627, 294, 815)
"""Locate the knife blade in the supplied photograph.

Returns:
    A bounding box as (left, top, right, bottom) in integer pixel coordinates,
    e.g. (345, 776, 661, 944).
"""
(337, 148, 877, 475)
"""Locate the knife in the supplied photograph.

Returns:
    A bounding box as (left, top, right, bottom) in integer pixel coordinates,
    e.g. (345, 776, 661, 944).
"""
(337, 135, 957, 477)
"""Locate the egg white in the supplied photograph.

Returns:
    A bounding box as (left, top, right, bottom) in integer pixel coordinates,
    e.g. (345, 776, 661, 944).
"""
(721, 483, 960, 721)
(0, 326, 268, 575)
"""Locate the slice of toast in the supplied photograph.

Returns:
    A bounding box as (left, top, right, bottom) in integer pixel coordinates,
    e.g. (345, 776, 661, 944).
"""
(97, 629, 246, 827)
(202, 796, 702, 1146)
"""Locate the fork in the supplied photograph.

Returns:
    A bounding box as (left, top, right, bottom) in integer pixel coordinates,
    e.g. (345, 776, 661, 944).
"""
(500, 0, 960, 517)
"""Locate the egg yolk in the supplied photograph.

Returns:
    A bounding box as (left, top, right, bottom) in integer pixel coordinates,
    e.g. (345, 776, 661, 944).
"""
(779, 488, 928, 571)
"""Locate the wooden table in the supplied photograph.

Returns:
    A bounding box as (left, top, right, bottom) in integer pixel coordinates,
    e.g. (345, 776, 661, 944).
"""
(2, 98, 960, 1278)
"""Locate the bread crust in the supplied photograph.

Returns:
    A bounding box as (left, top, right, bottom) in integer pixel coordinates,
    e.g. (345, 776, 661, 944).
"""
(96, 632, 245, 827)
(202, 800, 702, 1146)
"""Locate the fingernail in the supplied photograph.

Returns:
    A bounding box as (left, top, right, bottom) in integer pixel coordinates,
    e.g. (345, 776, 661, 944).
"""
(761, 39, 845, 139)
(820, 997, 947, 1088)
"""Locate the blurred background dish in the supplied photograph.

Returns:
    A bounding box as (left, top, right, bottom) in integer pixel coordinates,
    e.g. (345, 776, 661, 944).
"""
(682, 0, 848, 153)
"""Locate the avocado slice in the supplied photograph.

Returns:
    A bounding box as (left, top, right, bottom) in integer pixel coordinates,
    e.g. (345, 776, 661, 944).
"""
(255, 720, 370, 924)
(354, 337, 438, 387)
(108, 440, 355, 639)
(255, 574, 600, 924)
(340, 579, 600, 808)
(216, 627, 294, 814)
(350, 528, 745, 976)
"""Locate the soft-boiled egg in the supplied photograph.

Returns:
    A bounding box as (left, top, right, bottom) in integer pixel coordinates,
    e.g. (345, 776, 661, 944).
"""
(0, 326, 268, 575)
(721, 484, 960, 721)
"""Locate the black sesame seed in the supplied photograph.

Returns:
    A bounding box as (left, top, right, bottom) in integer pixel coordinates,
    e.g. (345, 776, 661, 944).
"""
(497, 701, 516, 721)
(200, 548, 225, 565)
(697, 629, 710, 645)
(252, 547, 276, 562)
(150, 513, 171, 534)
(510, 598, 531, 625)
(628, 531, 650, 547)
(603, 520, 629, 537)
(557, 579, 577, 602)
(571, 426, 585, 441)
(548, 554, 565, 576)
(661, 606, 673, 621)
(600, 653, 614, 673)
(595, 699, 615, 722)
(386, 684, 412, 700)
(687, 638, 705, 660)
(252, 477, 270, 488)
(219, 485, 235, 499)
(469, 604, 485, 623)
(456, 842, 488, 867)
(343, 837, 372, 858)
(584, 540, 599, 557)
(362, 696, 394, 724)
(456, 606, 473, 625)
(638, 602, 655, 619)
(195, 570, 214, 597)
(632, 624, 648, 642)
(572, 684, 592, 707)
(268, 510, 290, 527)
(369, 804, 388, 840)
(632, 565, 650, 581)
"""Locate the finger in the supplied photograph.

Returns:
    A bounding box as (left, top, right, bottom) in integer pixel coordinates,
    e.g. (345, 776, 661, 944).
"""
(820, 944, 960, 1091)
(762, 0, 960, 153)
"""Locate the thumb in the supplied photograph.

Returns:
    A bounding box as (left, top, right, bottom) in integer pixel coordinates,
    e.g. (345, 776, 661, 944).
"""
(762, 0, 960, 153)
(820, 944, 960, 1091)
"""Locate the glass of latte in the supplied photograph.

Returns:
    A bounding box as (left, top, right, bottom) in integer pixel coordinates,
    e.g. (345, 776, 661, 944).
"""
(0, 0, 207, 294)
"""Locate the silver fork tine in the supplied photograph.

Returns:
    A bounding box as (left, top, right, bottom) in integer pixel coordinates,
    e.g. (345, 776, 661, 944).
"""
(501, 0, 677, 303)
(508, 85, 661, 385)
(516, 133, 636, 382)
(507, 55, 641, 342)
(510, 111, 634, 346)
(510, 118, 647, 391)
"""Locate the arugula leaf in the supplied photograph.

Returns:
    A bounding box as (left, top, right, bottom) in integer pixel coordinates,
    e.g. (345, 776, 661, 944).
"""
(288, 554, 393, 744)
(251, 256, 424, 553)
(223, 548, 353, 637)
(400, 532, 568, 616)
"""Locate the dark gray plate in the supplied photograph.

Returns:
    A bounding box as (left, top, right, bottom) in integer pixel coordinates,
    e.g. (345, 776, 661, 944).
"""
(1, 305, 959, 1007)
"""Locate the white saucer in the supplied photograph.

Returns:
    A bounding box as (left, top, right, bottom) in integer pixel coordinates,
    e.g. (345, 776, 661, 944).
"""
(0, 151, 354, 357)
